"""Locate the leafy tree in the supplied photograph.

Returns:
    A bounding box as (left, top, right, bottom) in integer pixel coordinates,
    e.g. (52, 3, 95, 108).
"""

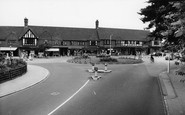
(0, 52, 5, 63)
(38, 40, 51, 52)
(139, 0, 185, 49)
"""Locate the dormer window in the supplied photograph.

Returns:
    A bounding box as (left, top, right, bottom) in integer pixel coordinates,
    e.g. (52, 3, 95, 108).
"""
(22, 29, 37, 46)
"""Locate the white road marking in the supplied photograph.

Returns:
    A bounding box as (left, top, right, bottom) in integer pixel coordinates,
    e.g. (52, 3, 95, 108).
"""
(93, 91, 96, 95)
(50, 92, 60, 96)
(48, 80, 90, 115)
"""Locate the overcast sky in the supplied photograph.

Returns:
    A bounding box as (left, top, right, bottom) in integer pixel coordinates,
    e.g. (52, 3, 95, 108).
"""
(0, 0, 149, 30)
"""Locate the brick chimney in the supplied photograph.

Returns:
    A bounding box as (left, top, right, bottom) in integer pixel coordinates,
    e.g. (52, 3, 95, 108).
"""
(95, 20, 99, 29)
(24, 17, 28, 27)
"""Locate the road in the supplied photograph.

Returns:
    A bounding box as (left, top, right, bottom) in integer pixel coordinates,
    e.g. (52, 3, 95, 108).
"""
(0, 57, 168, 115)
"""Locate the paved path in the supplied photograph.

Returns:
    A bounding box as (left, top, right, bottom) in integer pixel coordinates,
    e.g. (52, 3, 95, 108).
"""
(0, 57, 71, 98)
(0, 65, 49, 97)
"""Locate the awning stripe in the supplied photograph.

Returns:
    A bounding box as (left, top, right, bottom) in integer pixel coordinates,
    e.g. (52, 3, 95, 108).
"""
(0, 47, 17, 51)
(45, 48, 59, 51)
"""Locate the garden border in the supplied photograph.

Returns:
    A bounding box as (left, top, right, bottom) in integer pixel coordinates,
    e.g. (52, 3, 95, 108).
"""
(0, 64, 27, 83)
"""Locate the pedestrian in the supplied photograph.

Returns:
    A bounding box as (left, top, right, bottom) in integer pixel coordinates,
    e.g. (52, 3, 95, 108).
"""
(150, 54, 154, 63)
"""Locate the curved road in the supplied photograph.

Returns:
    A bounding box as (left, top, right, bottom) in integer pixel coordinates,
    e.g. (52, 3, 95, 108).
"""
(0, 57, 168, 115)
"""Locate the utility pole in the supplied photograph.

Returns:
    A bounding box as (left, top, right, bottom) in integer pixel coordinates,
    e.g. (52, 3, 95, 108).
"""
(109, 34, 113, 56)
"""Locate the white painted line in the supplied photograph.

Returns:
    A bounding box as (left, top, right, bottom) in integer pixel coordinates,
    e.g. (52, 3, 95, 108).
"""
(48, 80, 90, 115)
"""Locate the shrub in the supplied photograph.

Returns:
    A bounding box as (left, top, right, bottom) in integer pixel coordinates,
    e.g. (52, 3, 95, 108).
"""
(0, 52, 5, 63)
(96, 54, 110, 58)
(82, 53, 89, 59)
(100, 57, 118, 62)
(180, 56, 185, 62)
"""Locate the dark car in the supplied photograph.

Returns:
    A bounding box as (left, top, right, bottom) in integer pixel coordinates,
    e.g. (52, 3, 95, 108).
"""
(152, 52, 162, 56)
(174, 53, 181, 59)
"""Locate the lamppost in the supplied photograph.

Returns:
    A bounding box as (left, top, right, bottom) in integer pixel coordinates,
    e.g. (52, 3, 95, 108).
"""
(109, 34, 113, 56)
(9, 45, 12, 58)
(167, 42, 174, 73)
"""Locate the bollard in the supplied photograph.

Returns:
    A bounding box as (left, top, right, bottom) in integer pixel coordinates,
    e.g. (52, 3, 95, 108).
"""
(92, 67, 101, 80)
(103, 63, 112, 73)
(92, 63, 95, 71)
(94, 67, 98, 78)
(104, 63, 107, 71)
(87, 63, 95, 73)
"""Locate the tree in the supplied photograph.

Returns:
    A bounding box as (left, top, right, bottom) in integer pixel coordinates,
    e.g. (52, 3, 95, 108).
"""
(38, 40, 51, 56)
(139, 0, 185, 49)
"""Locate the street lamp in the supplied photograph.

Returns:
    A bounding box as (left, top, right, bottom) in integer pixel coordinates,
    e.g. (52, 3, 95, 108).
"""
(109, 34, 113, 56)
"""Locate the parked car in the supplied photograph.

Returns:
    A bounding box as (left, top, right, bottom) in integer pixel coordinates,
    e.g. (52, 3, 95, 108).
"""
(174, 53, 181, 59)
(152, 52, 163, 56)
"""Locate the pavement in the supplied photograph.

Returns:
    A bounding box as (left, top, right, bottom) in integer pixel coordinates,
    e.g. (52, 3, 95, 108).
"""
(0, 57, 70, 98)
(157, 61, 185, 114)
(0, 64, 49, 98)
(0, 56, 185, 115)
(159, 68, 185, 115)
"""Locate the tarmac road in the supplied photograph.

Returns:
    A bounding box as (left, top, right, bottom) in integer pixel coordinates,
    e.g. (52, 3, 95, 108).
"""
(0, 57, 168, 115)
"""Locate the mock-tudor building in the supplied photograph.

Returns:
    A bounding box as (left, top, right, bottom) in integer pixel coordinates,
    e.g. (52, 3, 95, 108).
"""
(0, 18, 162, 57)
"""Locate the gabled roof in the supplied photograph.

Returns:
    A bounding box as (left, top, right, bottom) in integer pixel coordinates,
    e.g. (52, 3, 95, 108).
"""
(97, 27, 150, 41)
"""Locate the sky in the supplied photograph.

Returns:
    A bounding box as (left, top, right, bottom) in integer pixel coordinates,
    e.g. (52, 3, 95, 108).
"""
(0, 0, 149, 30)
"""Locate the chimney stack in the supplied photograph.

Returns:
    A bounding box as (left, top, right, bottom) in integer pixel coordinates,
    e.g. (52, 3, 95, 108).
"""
(24, 17, 28, 27)
(95, 20, 99, 29)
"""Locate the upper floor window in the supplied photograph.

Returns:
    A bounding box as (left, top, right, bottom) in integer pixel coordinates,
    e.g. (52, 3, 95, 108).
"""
(121, 41, 125, 46)
(79, 41, 85, 46)
(90, 41, 97, 46)
(104, 40, 110, 45)
(25, 39, 35, 45)
(70, 41, 74, 45)
(116, 40, 121, 45)
(63, 41, 67, 45)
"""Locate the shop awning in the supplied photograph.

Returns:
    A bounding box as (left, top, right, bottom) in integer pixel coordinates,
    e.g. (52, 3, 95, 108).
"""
(45, 48, 59, 51)
(68, 46, 84, 49)
(0, 47, 17, 51)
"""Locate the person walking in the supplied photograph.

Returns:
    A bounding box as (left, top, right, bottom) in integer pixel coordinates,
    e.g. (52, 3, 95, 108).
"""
(150, 54, 154, 63)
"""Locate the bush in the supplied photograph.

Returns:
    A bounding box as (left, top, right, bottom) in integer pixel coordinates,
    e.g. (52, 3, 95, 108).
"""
(180, 56, 185, 62)
(96, 54, 110, 58)
(0, 52, 5, 63)
(100, 57, 118, 62)
(82, 53, 89, 59)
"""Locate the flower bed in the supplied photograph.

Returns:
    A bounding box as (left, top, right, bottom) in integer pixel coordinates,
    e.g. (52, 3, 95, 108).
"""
(0, 58, 27, 83)
(67, 56, 143, 64)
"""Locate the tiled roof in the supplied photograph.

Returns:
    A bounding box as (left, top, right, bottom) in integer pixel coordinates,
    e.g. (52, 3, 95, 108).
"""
(27, 26, 99, 41)
(97, 27, 150, 41)
(0, 26, 150, 41)
(0, 26, 23, 40)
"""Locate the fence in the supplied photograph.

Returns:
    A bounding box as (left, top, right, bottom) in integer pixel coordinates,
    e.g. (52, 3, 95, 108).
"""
(0, 64, 27, 83)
